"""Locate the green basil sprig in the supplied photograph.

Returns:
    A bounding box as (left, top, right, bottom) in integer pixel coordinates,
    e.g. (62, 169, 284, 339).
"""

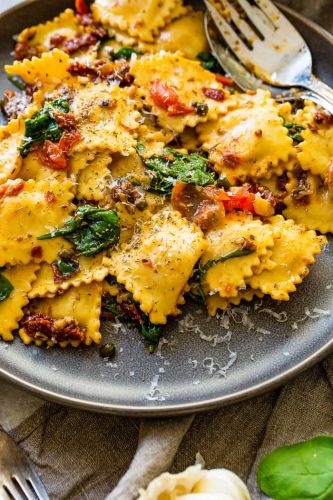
(38, 205, 120, 257)
(257, 435, 333, 500)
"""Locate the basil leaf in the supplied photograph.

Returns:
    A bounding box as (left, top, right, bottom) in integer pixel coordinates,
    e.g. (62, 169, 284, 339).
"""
(257, 435, 333, 500)
(38, 205, 120, 257)
(197, 52, 222, 73)
(281, 116, 305, 143)
(144, 147, 215, 195)
(0, 273, 14, 302)
(19, 98, 70, 157)
(110, 47, 142, 61)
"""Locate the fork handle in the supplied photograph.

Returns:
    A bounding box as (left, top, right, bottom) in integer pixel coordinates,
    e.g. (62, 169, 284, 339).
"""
(302, 75, 333, 114)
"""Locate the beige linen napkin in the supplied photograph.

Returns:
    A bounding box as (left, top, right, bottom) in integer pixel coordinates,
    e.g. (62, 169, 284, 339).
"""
(1, 1, 333, 499)
(5, 354, 333, 500)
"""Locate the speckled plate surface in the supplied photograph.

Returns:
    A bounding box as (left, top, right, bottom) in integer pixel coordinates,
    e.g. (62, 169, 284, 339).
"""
(1, 0, 333, 416)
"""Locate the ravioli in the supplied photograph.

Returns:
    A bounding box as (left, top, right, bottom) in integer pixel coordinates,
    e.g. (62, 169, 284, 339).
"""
(17, 9, 81, 57)
(198, 90, 295, 182)
(70, 83, 141, 154)
(0, 179, 75, 267)
(298, 124, 333, 178)
(130, 52, 236, 133)
(247, 215, 325, 300)
(0, 119, 24, 184)
(201, 212, 275, 298)
(92, 0, 183, 42)
(283, 173, 333, 234)
(6, 49, 72, 87)
(206, 288, 264, 316)
(28, 253, 109, 299)
(20, 282, 103, 346)
(76, 152, 112, 201)
(139, 11, 209, 59)
(0, 264, 39, 341)
(108, 210, 207, 323)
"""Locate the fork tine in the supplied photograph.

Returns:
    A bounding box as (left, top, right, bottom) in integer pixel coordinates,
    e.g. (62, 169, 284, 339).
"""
(12, 476, 37, 500)
(3, 479, 25, 500)
(203, 0, 252, 64)
(236, 0, 275, 38)
(254, 0, 299, 33)
(219, 0, 258, 45)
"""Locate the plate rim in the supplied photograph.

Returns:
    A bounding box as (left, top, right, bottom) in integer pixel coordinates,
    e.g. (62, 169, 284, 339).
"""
(0, 1, 333, 417)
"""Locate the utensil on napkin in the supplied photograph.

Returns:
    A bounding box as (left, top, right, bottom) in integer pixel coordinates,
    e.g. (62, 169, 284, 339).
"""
(204, 0, 333, 112)
(0, 429, 49, 500)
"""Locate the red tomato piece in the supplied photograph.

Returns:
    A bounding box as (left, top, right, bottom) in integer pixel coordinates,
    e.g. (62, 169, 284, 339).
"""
(75, 0, 89, 15)
(216, 74, 234, 86)
(167, 102, 194, 116)
(150, 79, 179, 109)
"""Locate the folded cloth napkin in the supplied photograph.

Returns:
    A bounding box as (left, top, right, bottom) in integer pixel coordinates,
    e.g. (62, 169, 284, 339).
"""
(1, 1, 333, 499)
(2, 354, 332, 499)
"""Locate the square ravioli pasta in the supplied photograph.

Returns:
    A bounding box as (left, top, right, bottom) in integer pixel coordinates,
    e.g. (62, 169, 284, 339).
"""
(92, 0, 183, 42)
(107, 210, 207, 324)
(130, 52, 237, 133)
(0, 179, 74, 266)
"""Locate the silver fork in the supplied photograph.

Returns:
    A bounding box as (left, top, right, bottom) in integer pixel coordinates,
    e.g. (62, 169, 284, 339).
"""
(0, 429, 49, 500)
(204, 13, 333, 110)
(203, 0, 333, 113)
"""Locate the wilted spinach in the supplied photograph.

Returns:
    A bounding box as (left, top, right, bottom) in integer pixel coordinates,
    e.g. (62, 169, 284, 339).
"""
(19, 98, 70, 157)
(102, 293, 162, 349)
(38, 205, 120, 256)
(197, 52, 222, 73)
(281, 116, 305, 143)
(0, 269, 13, 302)
(109, 47, 142, 60)
(144, 147, 215, 195)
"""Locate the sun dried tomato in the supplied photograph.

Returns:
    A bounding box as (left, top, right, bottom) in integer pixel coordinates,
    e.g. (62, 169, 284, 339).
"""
(14, 41, 38, 61)
(30, 246, 43, 259)
(202, 87, 225, 101)
(75, 0, 89, 15)
(0, 180, 25, 200)
(64, 33, 98, 53)
(21, 313, 86, 343)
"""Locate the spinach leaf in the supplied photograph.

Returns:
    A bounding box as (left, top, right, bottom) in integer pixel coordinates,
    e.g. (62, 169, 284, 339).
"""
(281, 116, 305, 143)
(197, 51, 222, 73)
(110, 47, 142, 61)
(140, 322, 162, 346)
(38, 205, 120, 256)
(52, 256, 80, 281)
(200, 245, 255, 278)
(144, 147, 215, 195)
(102, 293, 162, 350)
(0, 269, 14, 302)
(257, 435, 333, 500)
(19, 98, 70, 157)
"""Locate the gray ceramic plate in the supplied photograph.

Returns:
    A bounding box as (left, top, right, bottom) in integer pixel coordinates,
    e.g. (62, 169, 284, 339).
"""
(1, 0, 333, 416)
